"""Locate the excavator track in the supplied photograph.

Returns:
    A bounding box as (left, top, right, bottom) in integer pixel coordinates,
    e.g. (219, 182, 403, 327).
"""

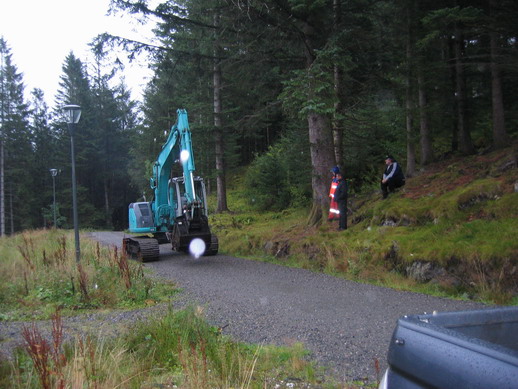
(123, 237, 160, 262)
(204, 234, 219, 256)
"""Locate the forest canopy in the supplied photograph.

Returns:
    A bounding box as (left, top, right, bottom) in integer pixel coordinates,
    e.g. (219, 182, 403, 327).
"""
(0, 0, 516, 233)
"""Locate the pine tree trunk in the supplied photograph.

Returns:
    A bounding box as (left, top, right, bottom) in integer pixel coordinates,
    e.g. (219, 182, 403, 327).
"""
(405, 3, 416, 177)
(213, 11, 228, 213)
(448, 36, 459, 151)
(9, 182, 13, 234)
(302, 18, 336, 226)
(307, 113, 335, 227)
(0, 47, 4, 237)
(332, 0, 343, 166)
(489, 30, 508, 149)
(417, 69, 433, 165)
(454, 28, 474, 155)
(104, 178, 111, 227)
(406, 91, 416, 177)
(0, 140, 4, 236)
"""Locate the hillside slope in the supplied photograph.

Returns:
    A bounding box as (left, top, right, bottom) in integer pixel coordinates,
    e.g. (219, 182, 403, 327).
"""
(211, 144, 518, 304)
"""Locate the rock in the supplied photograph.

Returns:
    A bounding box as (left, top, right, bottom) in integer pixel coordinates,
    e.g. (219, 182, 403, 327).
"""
(381, 219, 397, 227)
(264, 241, 275, 254)
(384, 241, 400, 270)
(498, 159, 517, 173)
(399, 215, 411, 226)
(264, 240, 290, 258)
(406, 261, 446, 283)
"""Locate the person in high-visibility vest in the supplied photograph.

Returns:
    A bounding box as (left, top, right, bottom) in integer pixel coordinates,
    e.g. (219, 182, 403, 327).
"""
(328, 166, 340, 221)
(334, 171, 348, 230)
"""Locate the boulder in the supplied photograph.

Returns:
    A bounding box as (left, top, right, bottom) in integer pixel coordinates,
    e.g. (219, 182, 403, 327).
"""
(406, 261, 446, 283)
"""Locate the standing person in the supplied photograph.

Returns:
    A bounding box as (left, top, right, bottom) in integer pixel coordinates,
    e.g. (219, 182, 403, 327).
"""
(328, 166, 340, 221)
(381, 155, 405, 199)
(334, 171, 348, 230)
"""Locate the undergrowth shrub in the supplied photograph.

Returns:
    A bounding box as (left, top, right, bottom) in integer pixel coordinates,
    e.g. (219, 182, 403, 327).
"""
(245, 148, 291, 211)
(244, 128, 312, 211)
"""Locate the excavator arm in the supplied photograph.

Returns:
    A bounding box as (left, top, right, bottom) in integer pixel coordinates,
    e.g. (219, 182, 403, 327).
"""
(151, 109, 198, 231)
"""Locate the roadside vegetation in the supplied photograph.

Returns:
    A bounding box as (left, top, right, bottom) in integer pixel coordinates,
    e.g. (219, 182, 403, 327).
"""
(211, 145, 518, 305)
(0, 229, 176, 321)
(2, 306, 323, 389)
(0, 230, 360, 388)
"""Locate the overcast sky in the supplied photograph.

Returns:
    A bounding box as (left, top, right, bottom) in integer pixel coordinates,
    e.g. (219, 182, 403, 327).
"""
(1, 0, 157, 105)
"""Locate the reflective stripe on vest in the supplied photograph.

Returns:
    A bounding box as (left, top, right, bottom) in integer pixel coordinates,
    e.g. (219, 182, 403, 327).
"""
(329, 182, 338, 198)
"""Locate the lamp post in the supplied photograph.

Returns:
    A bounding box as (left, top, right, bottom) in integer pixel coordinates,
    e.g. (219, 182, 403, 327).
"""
(49, 168, 58, 227)
(63, 104, 81, 263)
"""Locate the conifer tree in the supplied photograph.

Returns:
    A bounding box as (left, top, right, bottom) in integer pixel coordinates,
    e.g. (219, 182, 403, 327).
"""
(29, 88, 59, 227)
(54, 52, 101, 227)
(0, 38, 32, 233)
(53, 51, 139, 228)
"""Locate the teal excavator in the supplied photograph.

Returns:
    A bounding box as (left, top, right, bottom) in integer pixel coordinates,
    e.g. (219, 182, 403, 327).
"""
(123, 109, 218, 261)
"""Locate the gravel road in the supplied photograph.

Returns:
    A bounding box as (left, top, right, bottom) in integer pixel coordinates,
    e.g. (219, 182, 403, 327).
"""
(87, 231, 486, 383)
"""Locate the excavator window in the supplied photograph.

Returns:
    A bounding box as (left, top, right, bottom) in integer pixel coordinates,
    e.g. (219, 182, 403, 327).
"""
(138, 204, 150, 216)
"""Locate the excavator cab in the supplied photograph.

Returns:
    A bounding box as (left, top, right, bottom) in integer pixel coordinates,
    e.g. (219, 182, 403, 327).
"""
(169, 176, 208, 219)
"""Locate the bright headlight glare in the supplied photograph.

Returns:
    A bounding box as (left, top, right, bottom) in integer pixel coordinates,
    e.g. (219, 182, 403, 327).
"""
(180, 150, 190, 163)
(189, 238, 206, 258)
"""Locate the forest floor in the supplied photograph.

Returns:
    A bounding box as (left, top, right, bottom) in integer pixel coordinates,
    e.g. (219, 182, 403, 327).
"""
(211, 143, 518, 305)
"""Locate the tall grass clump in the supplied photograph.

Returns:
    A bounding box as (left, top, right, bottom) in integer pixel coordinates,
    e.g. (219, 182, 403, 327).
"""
(0, 229, 176, 320)
(126, 306, 316, 388)
(4, 308, 147, 389)
(3, 307, 319, 389)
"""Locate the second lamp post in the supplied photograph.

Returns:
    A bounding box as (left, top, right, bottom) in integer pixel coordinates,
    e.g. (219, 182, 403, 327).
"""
(49, 168, 58, 227)
(63, 104, 82, 264)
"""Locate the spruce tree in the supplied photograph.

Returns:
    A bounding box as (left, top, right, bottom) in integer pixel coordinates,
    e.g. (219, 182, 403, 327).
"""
(0, 38, 32, 233)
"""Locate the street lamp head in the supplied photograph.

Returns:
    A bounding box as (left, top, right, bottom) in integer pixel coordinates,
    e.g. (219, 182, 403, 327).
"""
(63, 104, 82, 124)
(50, 168, 58, 177)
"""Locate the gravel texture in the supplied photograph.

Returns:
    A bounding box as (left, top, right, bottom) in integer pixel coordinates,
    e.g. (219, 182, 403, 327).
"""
(1, 231, 486, 384)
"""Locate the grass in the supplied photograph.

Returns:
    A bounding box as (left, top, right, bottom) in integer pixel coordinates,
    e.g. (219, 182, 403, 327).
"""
(124, 306, 320, 388)
(210, 145, 518, 305)
(0, 230, 364, 388)
(0, 229, 177, 321)
(1, 306, 338, 389)
(6, 313, 145, 389)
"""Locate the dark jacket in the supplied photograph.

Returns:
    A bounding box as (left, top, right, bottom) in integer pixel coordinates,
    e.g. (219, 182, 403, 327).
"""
(334, 179, 348, 203)
(383, 161, 405, 182)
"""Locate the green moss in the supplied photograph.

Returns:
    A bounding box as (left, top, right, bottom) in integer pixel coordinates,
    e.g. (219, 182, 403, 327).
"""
(486, 192, 518, 218)
(371, 197, 434, 226)
(428, 189, 464, 221)
(456, 179, 503, 209)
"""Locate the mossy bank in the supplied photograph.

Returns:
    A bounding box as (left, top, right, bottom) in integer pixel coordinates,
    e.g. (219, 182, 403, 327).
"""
(210, 145, 518, 305)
